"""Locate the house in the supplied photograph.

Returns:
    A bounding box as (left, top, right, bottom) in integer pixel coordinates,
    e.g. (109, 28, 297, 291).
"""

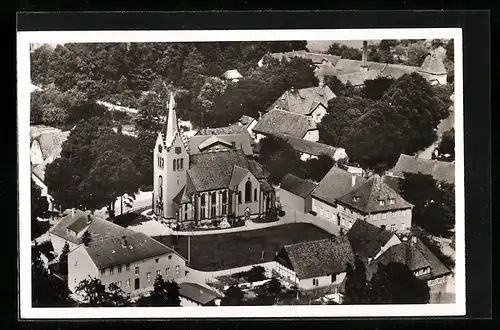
(153, 92, 276, 226)
(279, 173, 318, 213)
(257, 50, 342, 68)
(311, 168, 413, 232)
(222, 69, 243, 83)
(387, 153, 455, 185)
(187, 133, 254, 156)
(280, 134, 348, 162)
(30, 126, 70, 182)
(179, 282, 222, 306)
(311, 167, 367, 225)
(68, 229, 186, 296)
(346, 219, 402, 263)
(252, 109, 319, 143)
(335, 175, 414, 232)
(267, 85, 336, 123)
(335, 41, 448, 86)
(275, 236, 354, 293)
(237, 115, 258, 137)
(367, 235, 453, 287)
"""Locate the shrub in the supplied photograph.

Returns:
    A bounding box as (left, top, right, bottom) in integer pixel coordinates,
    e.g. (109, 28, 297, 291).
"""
(278, 209, 285, 217)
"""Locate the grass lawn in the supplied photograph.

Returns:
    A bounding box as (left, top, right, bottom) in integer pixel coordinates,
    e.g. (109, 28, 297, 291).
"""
(153, 223, 331, 271)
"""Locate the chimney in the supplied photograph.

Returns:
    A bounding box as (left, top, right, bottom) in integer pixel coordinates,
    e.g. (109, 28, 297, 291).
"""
(351, 175, 356, 187)
(361, 41, 368, 72)
(290, 86, 295, 93)
(380, 225, 386, 231)
(318, 81, 324, 88)
(121, 236, 128, 247)
(86, 214, 92, 224)
(71, 208, 75, 218)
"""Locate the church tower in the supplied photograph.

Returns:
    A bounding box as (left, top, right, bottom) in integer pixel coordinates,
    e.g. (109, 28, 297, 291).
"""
(153, 91, 189, 220)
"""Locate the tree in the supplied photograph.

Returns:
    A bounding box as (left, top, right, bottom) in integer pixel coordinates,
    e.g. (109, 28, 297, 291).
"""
(367, 45, 394, 64)
(181, 46, 207, 88)
(406, 43, 429, 67)
(303, 154, 334, 182)
(148, 275, 181, 306)
(362, 76, 395, 101)
(75, 276, 130, 306)
(221, 285, 245, 306)
(327, 42, 362, 60)
(431, 39, 445, 49)
(257, 135, 304, 184)
(32, 243, 73, 307)
(81, 230, 92, 246)
(323, 75, 345, 96)
(369, 262, 430, 304)
(266, 277, 283, 303)
(31, 179, 49, 239)
(399, 172, 455, 237)
(344, 257, 370, 304)
(59, 241, 70, 275)
(445, 39, 454, 63)
(438, 128, 455, 158)
(378, 40, 398, 52)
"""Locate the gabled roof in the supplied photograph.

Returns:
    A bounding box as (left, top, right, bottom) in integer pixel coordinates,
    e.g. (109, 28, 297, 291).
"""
(31, 130, 70, 161)
(188, 133, 253, 156)
(84, 231, 178, 269)
(49, 210, 132, 245)
(187, 149, 266, 192)
(419, 52, 447, 75)
(253, 109, 317, 139)
(337, 175, 413, 214)
(279, 237, 355, 279)
(280, 173, 317, 198)
(179, 282, 221, 305)
(337, 69, 383, 86)
(347, 220, 397, 259)
(381, 175, 403, 194)
(390, 154, 455, 184)
(228, 165, 251, 188)
(173, 185, 193, 204)
(376, 242, 432, 272)
(412, 237, 452, 279)
(222, 69, 243, 80)
(238, 115, 256, 127)
(311, 167, 366, 206)
(268, 86, 336, 116)
(280, 134, 341, 158)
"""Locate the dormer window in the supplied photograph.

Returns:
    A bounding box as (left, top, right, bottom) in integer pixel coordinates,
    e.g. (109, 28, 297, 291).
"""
(379, 200, 385, 206)
(389, 198, 395, 205)
(231, 141, 236, 148)
(353, 196, 360, 202)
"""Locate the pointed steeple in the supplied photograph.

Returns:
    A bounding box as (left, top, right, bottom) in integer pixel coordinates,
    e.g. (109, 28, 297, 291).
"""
(164, 90, 179, 148)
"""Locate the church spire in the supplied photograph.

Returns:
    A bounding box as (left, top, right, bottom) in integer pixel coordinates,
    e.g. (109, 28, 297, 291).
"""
(164, 90, 178, 148)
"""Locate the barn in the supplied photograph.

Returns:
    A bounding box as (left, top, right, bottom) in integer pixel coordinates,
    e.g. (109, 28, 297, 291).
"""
(279, 173, 318, 213)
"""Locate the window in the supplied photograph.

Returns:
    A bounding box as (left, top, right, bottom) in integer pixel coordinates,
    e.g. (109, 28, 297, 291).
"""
(126, 263, 130, 271)
(175, 147, 181, 154)
(222, 191, 228, 215)
(74, 278, 76, 284)
(312, 279, 319, 286)
(118, 265, 122, 273)
(331, 274, 337, 283)
(254, 188, 258, 202)
(400, 223, 406, 230)
(117, 281, 122, 288)
(389, 198, 395, 205)
(168, 255, 172, 260)
(135, 266, 139, 275)
(184, 203, 188, 220)
(180, 158, 184, 170)
(173, 159, 176, 171)
(210, 192, 217, 218)
(392, 211, 396, 218)
(382, 213, 387, 219)
(238, 191, 242, 204)
(158, 176, 163, 199)
(156, 270, 161, 277)
(200, 194, 206, 219)
(175, 265, 180, 275)
(231, 141, 236, 148)
(74, 261, 78, 266)
(158, 144, 163, 153)
(126, 279, 130, 288)
(245, 180, 252, 203)
(155, 258, 159, 263)
(176, 159, 180, 170)
(379, 200, 385, 206)
(147, 272, 151, 282)
(353, 196, 360, 202)
(166, 267, 170, 276)
(109, 267, 114, 275)
(391, 224, 395, 232)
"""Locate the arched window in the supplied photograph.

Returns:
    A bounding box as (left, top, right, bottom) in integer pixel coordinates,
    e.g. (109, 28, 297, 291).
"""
(158, 144, 163, 153)
(180, 158, 184, 170)
(158, 176, 163, 199)
(222, 190, 228, 215)
(176, 159, 180, 170)
(245, 180, 252, 203)
(254, 188, 258, 202)
(173, 159, 176, 171)
(200, 194, 206, 220)
(238, 191, 242, 205)
(211, 192, 217, 217)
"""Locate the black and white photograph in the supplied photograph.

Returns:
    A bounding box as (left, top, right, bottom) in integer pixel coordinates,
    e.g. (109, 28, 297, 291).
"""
(18, 28, 465, 318)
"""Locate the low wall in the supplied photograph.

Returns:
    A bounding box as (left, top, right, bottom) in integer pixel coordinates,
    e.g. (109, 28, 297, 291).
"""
(196, 261, 277, 285)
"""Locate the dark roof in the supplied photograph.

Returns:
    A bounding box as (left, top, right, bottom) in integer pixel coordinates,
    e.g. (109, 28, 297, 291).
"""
(413, 237, 452, 279)
(259, 180, 274, 192)
(281, 134, 341, 158)
(66, 214, 92, 233)
(376, 243, 431, 272)
(84, 231, 178, 269)
(268, 86, 336, 116)
(267, 51, 341, 66)
(228, 165, 250, 187)
(253, 110, 317, 139)
(381, 175, 403, 194)
(337, 69, 383, 86)
(279, 237, 354, 279)
(49, 210, 131, 245)
(187, 149, 266, 192)
(280, 173, 317, 198)
(311, 167, 366, 205)
(337, 175, 413, 214)
(179, 282, 221, 305)
(390, 154, 455, 184)
(173, 186, 193, 204)
(347, 220, 397, 259)
(37, 241, 55, 261)
(188, 133, 253, 156)
(238, 115, 256, 126)
(196, 125, 248, 136)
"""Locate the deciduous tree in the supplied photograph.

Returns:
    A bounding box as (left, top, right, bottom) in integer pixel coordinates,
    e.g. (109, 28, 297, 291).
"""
(344, 257, 370, 304)
(148, 275, 182, 306)
(221, 285, 245, 306)
(362, 77, 395, 101)
(31, 179, 49, 239)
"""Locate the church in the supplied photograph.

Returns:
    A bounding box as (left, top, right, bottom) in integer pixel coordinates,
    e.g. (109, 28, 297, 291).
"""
(153, 92, 276, 227)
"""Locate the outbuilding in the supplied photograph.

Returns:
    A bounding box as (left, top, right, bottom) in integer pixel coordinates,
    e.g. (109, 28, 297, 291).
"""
(279, 173, 317, 213)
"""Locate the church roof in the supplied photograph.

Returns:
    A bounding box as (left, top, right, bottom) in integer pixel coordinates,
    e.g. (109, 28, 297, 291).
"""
(188, 133, 253, 156)
(164, 91, 179, 148)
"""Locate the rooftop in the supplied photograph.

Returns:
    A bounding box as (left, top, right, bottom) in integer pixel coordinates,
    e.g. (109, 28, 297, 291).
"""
(278, 236, 354, 279)
(178, 282, 221, 305)
(311, 166, 366, 206)
(188, 133, 253, 156)
(268, 86, 336, 116)
(389, 154, 455, 185)
(253, 109, 317, 139)
(280, 173, 318, 198)
(280, 134, 341, 158)
(337, 175, 413, 214)
(346, 219, 397, 259)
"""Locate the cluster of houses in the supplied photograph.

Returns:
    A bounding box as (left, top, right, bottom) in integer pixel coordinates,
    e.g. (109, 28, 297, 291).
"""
(31, 40, 455, 305)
